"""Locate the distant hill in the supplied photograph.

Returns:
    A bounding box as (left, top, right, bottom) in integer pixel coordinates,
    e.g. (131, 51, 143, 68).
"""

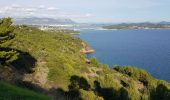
(13, 17, 76, 25)
(103, 22, 170, 29)
(159, 21, 170, 25)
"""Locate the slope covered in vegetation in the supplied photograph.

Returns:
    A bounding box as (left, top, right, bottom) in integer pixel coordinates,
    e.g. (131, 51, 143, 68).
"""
(11, 25, 88, 89)
(0, 81, 50, 100)
(1, 18, 170, 100)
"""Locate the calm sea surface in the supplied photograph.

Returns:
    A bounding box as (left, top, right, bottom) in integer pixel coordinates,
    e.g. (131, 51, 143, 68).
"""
(79, 29, 170, 82)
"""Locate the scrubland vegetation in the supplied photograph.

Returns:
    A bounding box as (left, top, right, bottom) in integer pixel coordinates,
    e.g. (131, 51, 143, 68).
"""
(0, 17, 170, 100)
(0, 81, 50, 100)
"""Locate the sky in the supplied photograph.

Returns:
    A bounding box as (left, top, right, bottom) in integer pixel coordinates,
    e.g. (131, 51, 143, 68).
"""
(0, 0, 170, 23)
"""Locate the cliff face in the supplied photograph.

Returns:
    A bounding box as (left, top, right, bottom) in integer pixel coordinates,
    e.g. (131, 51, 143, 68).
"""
(80, 42, 94, 54)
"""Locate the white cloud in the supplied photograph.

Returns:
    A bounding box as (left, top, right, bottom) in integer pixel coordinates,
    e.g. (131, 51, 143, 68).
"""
(47, 7, 58, 11)
(85, 13, 92, 17)
(11, 4, 21, 8)
(0, 4, 93, 20)
(38, 5, 45, 9)
(24, 8, 37, 12)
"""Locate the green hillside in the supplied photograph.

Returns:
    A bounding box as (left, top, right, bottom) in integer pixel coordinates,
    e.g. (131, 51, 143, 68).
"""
(1, 18, 170, 100)
(0, 81, 50, 100)
(11, 25, 88, 89)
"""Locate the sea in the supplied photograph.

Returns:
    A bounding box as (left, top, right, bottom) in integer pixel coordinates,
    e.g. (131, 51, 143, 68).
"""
(78, 29, 170, 82)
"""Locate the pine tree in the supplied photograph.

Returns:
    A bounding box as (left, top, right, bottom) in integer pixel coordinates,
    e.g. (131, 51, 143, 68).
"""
(0, 17, 18, 64)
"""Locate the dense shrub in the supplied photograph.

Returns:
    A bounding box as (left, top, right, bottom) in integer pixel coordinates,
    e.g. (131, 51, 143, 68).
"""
(150, 84, 170, 100)
(68, 75, 91, 91)
(118, 87, 130, 100)
(79, 89, 104, 100)
(114, 66, 152, 86)
(90, 57, 100, 67)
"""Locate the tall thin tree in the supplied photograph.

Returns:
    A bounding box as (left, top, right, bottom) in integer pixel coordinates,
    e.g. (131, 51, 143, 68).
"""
(0, 17, 18, 64)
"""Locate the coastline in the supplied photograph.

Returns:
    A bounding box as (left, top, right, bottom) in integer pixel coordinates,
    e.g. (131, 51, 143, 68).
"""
(80, 42, 94, 54)
(103, 28, 170, 30)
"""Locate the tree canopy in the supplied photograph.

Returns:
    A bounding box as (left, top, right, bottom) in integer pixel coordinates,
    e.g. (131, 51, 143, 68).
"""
(0, 17, 18, 64)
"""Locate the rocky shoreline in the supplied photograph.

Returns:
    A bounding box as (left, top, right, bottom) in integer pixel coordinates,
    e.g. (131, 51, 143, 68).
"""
(80, 42, 94, 54)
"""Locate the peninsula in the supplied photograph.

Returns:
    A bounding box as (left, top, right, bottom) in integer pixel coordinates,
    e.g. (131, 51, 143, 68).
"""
(103, 22, 170, 30)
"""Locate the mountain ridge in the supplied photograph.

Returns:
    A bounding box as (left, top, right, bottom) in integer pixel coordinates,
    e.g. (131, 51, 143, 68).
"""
(12, 17, 76, 25)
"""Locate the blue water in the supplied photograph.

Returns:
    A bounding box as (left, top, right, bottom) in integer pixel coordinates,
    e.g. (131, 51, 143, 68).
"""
(79, 29, 170, 82)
